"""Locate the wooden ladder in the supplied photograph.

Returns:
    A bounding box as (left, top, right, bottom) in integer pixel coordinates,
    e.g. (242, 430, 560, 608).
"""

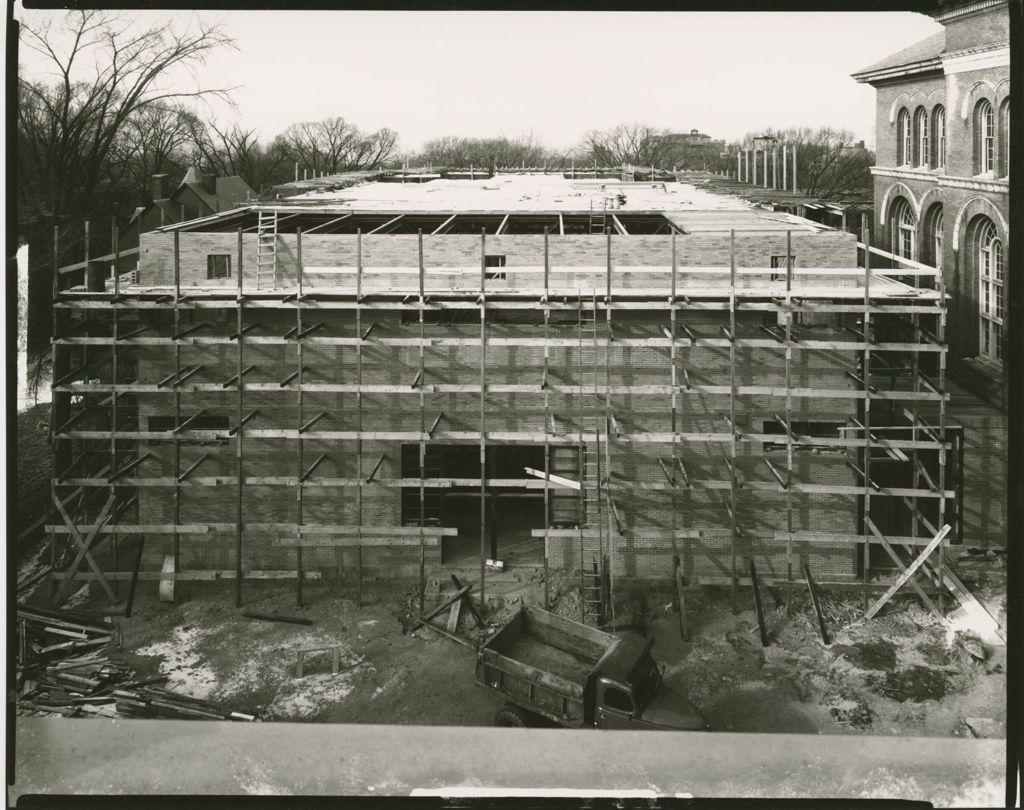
(255, 210, 279, 289)
(578, 294, 605, 625)
(588, 198, 608, 235)
(582, 558, 605, 626)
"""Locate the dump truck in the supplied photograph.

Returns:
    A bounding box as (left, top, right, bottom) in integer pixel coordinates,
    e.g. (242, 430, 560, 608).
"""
(477, 605, 707, 730)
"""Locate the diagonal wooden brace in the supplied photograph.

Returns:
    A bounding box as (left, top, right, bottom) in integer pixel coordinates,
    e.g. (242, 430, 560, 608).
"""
(865, 524, 951, 620)
(865, 518, 942, 618)
(53, 493, 119, 605)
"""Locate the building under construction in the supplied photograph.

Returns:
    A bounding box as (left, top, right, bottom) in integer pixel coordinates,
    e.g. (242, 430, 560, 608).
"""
(49, 174, 955, 611)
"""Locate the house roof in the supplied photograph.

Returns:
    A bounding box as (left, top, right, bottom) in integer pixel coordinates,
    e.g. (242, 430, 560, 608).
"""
(178, 168, 255, 213)
(851, 30, 946, 81)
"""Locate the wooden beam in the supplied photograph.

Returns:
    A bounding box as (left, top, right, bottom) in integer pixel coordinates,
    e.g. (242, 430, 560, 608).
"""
(171, 321, 212, 341)
(52, 493, 118, 604)
(803, 564, 830, 645)
(367, 215, 405, 235)
(523, 467, 581, 491)
(222, 365, 256, 389)
(866, 518, 943, 616)
(304, 214, 352, 234)
(365, 453, 385, 483)
(109, 453, 154, 481)
(431, 214, 457, 235)
(864, 525, 951, 619)
(300, 453, 327, 482)
(229, 409, 258, 436)
(750, 560, 769, 646)
(177, 453, 211, 482)
(298, 411, 326, 433)
(173, 410, 207, 434)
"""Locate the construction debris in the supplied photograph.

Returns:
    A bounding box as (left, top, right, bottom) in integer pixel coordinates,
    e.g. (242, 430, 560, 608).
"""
(16, 603, 255, 721)
(413, 573, 486, 647)
(243, 611, 314, 626)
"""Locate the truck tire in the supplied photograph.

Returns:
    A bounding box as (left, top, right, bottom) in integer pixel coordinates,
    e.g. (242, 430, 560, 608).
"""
(494, 705, 531, 727)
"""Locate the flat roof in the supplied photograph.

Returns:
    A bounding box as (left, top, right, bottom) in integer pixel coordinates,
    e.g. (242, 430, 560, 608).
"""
(290, 173, 753, 213)
(163, 173, 831, 235)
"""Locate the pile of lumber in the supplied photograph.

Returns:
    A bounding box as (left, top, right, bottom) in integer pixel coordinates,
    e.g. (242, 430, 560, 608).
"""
(16, 603, 255, 721)
(112, 686, 256, 721)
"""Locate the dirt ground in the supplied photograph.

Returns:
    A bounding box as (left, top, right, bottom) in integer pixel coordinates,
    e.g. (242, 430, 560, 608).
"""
(19, 554, 1007, 737)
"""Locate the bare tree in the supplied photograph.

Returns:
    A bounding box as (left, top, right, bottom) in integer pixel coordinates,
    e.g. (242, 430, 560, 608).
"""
(273, 117, 400, 175)
(189, 119, 289, 191)
(735, 126, 873, 199)
(17, 9, 234, 352)
(106, 103, 199, 203)
(18, 10, 234, 223)
(581, 124, 678, 168)
(416, 133, 548, 171)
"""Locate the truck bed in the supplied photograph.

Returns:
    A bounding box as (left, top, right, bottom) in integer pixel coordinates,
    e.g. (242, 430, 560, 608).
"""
(477, 606, 620, 726)
(501, 635, 593, 688)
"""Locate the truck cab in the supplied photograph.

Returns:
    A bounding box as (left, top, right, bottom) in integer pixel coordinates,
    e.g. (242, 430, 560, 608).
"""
(586, 634, 707, 731)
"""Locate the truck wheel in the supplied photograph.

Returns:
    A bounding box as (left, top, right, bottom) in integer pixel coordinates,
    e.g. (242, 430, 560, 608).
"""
(494, 705, 530, 727)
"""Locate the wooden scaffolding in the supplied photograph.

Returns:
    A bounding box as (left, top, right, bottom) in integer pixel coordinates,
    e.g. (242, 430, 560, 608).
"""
(47, 219, 954, 613)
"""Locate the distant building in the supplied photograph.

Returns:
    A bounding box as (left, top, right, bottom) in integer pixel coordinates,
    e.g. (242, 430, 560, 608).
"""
(852, 0, 1009, 408)
(131, 167, 256, 232)
(105, 168, 256, 279)
(657, 129, 728, 171)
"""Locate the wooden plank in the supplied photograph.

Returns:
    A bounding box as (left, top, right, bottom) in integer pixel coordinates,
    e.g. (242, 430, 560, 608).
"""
(674, 555, 688, 641)
(446, 599, 462, 633)
(865, 518, 943, 618)
(451, 573, 486, 628)
(421, 585, 472, 622)
(273, 537, 441, 548)
(413, 617, 474, 648)
(750, 559, 768, 646)
(803, 563, 830, 645)
(52, 570, 324, 581)
(124, 536, 145, 618)
(523, 466, 581, 491)
(158, 555, 175, 602)
(864, 525, 951, 620)
(242, 611, 314, 626)
(53, 493, 118, 604)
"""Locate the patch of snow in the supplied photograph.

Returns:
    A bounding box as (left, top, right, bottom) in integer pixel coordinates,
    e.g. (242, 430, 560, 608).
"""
(64, 584, 90, 608)
(264, 666, 364, 719)
(136, 625, 218, 699)
(17, 546, 48, 584)
(943, 604, 1005, 646)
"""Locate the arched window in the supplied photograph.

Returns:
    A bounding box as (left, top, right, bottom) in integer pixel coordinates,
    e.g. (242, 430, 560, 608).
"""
(923, 205, 943, 271)
(977, 219, 1003, 361)
(897, 108, 912, 166)
(999, 99, 1010, 178)
(932, 105, 946, 169)
(890, 198, 916, 261)
(976, 99, 995, 174)
(914, 107, 929, 167)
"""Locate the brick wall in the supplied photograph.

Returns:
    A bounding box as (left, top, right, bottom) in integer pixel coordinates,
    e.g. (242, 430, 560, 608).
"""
(129, 299, 869, 581)
(139, 230, 859, 290)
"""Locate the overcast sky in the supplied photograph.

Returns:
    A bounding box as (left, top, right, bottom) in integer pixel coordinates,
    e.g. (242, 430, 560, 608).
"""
(15, 8, 942, 154)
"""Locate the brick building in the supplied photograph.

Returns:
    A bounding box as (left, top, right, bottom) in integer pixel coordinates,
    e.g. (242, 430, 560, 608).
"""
(852, 0, 1009, 407)
(852, 0, 1008, 556)
(49, 175, 954, 608)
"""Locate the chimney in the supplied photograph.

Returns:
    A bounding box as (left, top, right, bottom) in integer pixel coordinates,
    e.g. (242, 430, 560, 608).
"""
(201, 173, 217, 194)
(151, 174, 170, 201)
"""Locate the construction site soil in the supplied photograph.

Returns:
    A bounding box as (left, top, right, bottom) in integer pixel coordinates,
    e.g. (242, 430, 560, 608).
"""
(17, 557, 1006, 737)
